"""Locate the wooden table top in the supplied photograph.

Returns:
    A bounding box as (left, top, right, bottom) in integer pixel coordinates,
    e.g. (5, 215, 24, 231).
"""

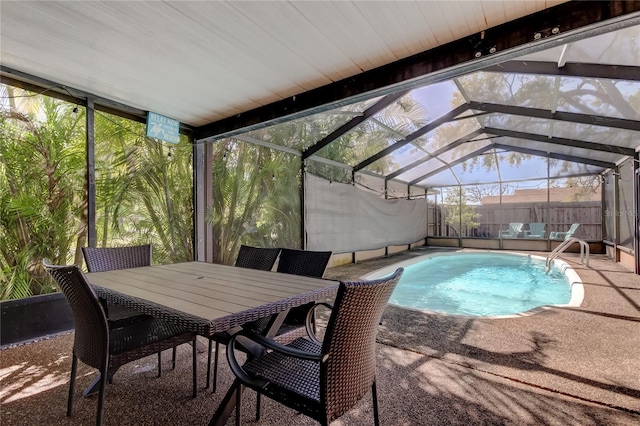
(88, 261, 339, 336)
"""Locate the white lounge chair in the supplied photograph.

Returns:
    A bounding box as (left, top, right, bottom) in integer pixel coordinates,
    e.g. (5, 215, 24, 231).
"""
(524, 222, 546, 239)
(549, 223, 580, 240)
(499, 222, 523, 238)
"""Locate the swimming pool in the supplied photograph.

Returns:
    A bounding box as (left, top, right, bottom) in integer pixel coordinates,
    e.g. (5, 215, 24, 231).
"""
(363, 251, 584, 317)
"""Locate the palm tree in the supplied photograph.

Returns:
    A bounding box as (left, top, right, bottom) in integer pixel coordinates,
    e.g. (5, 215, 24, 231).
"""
(93, 111, 194, 263)
(0, 94, 85, 299)
(207, 138, 299, 265)
(206, 95, 429, 263)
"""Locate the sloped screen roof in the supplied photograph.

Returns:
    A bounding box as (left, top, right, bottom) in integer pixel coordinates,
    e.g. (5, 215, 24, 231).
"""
(228, 24, 640, 189)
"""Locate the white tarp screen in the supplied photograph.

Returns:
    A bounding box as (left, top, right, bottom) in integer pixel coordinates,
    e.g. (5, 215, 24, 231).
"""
(305, 173, 427, 253)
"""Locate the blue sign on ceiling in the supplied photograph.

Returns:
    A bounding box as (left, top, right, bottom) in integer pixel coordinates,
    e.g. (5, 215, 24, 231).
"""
(146, 111, 180, 144)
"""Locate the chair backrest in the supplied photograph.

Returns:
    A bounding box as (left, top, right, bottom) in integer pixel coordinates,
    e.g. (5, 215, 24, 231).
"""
(43, 260, 108, 370)
(82, 244, 152, 272)
(235, 245, 280, 271)
(510, 223, 524, 233)
(276, 248, 332, 278)
(565, 223, 580, 239)
(529, 222, 545, 235)
(320, 268, 403, 422)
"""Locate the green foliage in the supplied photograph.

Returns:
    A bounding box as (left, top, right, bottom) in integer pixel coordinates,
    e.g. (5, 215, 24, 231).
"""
(94, 113, 194, 264)
(316, 97, 428, 177)
(0, 85, 195, 300)
(441, 187, 480, 235)
(207, 139, 301, 265)
(445, 72, 639, 175)
(205, 96, 430, 264)
(558, 175, 601, 202)
(1, 95, 85, 299)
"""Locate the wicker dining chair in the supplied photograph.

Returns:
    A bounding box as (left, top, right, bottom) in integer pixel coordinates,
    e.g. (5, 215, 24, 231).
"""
(244, 248, 333, 415)
(226, 268, 404, 426)
(82, 245, 153, 327)
(43, 260, 197, 426)
(206, 245, 281, 391)
(234, 244, 281, 271)
(274, 248, 333, 342)
(82, 245, 184, 375)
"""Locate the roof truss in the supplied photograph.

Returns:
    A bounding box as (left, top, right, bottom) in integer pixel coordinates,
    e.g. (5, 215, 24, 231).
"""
(492, 143, 615, 169)
(194, 1, 640, 142)
(483, 61, 640, 82)
(467, 101, 640, 132)
(409, 145, 494, 186)
(484, 127, 635, 156)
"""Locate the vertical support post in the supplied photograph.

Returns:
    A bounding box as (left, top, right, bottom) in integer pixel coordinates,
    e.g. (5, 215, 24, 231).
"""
(407, 184, 411, 251)
(435, 191, 440, 237)
(615, 165, 620, 262)
(458, 185, 463, 248)
(424, 188, 428, 247)
(194, 140, 205, 261)
(634, 152, 640, 274)
(353, 170, 357, 263)
(86, 98, 96, 248)
(600, 173, 607, 257)
(204, 143, 213, 262)
(547, 154, 551, 252)
(499, 181, 503, 250)
(384, 179, 388, 256)
(300, 160, 306, 250)
(194, 141, 213, 263)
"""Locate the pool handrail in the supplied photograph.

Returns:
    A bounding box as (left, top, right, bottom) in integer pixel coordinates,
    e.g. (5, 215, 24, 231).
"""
(546, 237, 589, 272)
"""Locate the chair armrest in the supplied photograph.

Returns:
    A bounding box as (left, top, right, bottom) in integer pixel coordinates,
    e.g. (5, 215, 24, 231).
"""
(236, 329, 327, 361)
(226, 329, 327, 389)
(305, 301, 333, 343)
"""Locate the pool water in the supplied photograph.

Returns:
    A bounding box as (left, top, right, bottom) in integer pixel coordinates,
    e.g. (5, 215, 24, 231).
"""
(386, 253, 572, 316)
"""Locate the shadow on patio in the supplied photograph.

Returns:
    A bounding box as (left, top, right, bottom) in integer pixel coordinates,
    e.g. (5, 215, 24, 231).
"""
(1, 250, 639, 425)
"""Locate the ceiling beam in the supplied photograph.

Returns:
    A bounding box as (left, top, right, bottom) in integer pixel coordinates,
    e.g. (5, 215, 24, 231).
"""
(302, 90, 409, 160)
(492, 143, 615, 169)
(1, 67, 195, 134)
(194, 1, 640, 142)
(354, 103, 470, 171)
(234, 135, 301, 156)
(482, 61, 640, 81)
(408, 145, 494, 186)
(386, 129, 484, 180)
(468, 101, 640, 132)
(426, 172, 599, 188)
(484, 126, 635, 156)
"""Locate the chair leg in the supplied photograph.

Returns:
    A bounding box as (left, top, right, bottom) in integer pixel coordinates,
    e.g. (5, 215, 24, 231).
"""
(157, 351, 162, 377)
(235, 383, 242, 426)
(255, 392, 261, 421)
(96, 366, 108, 426)
(206, 339, 213, 389)
(172, 346, 177, 370)
(372, 381, 380, 426)
(212, 341, 220, 393)
(67, 354, 78, 417)
(192, 338, 198, 398)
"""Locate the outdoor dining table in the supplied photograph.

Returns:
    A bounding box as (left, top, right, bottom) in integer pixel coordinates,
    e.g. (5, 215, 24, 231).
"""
(87, 261, 339, 425)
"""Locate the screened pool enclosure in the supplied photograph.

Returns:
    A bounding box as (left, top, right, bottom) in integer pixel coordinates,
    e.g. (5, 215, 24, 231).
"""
(2, 4, 640, 303)
(194, 24, 638, 267)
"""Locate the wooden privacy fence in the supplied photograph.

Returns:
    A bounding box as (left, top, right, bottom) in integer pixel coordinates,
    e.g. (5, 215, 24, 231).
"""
(428, 201, 602, 240)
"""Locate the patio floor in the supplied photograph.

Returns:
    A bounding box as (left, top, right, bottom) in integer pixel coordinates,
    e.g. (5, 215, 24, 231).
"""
(1, 247, 639, 425)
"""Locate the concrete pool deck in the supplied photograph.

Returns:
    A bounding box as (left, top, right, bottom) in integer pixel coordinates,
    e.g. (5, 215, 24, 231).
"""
(1, 246, 639, 425)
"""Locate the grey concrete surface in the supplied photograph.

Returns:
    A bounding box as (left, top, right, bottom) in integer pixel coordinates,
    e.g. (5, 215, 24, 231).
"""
(1, 247, 639, 425)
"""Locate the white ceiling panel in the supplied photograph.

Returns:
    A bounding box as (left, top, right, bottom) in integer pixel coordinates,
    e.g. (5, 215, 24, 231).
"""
(0, 0, 570, 127)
